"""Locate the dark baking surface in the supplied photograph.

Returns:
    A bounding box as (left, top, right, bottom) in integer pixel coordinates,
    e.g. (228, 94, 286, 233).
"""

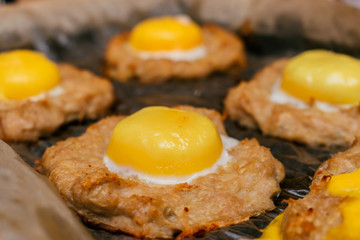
(7, 26, 349, 239)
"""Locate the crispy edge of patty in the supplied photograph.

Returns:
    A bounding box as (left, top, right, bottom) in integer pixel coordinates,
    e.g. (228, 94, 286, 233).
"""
(281, 139, 360, 240)
(224, 59, 360, 147)
(104, 24, 247, 83)
(40, 106, 284, 239)
(0, 64, 114, 141)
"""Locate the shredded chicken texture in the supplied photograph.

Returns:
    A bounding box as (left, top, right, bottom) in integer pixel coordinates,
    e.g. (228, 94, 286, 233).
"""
(104, 24, 246, 83)
(0, 64, 114, 141)
(225, 59, 360, 147)
(281, 139, 360, 239)
(41, 106, 284, 239)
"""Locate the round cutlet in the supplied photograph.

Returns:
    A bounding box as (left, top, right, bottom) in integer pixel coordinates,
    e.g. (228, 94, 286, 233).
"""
(104, 24, 247, 83)
(0, 64, 114, 141)
(40, 106, 284, 239)
(224, 59, 360, 147)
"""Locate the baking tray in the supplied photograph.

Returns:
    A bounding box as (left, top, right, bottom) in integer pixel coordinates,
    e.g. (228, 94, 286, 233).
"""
(6, 30, 346, 240)
(2, 1, 356, 239)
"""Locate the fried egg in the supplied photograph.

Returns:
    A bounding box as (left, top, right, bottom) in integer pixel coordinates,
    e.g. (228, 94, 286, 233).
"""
(104, 106, 239, 185)
(270, 50, 360, 112)
(256, 167, 360, 240)
(128, 15, 207, 61)
(0, 50, 63, 102)
(324, 169, 360, 239)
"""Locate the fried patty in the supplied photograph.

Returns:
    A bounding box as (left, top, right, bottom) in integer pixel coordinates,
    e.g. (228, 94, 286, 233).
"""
(40, 106, 284, 239)
(104, 24, 247, 83)
(0, 64, 114, 141)
(224, 59, 360, 147)
(280, 139, 360, 239)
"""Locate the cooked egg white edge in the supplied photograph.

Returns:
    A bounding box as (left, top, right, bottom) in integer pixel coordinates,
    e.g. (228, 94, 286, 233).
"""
(128, 44, 207, 62)
(175, 14, 193, 25)
(1, 85, 64, 102)
(104, 135, 239, 185)
(29, 86, 65, 102)
(269, 78, 352, 112)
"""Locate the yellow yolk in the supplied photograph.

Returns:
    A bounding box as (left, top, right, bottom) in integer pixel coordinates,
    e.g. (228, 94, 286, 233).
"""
(253, 167, 360, 240)
(106, 106, 223, 176)
(129, 16, 203, 51)
(325, 169, 360, 239)
(325, 198, 360, 240)
(258, 213, 283, 240)
(0, 50, 60, 100)
(327, 168, 360, 198)
(282, 50, 360, 105)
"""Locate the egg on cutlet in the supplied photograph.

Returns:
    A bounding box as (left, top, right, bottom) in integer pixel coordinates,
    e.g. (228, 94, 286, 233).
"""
(0, 49, 114, 141)
(104, 15, 247, 83)
(252, 138, 360, 240)
(225, 50, 360, 147)
(40, 105, 284, 239)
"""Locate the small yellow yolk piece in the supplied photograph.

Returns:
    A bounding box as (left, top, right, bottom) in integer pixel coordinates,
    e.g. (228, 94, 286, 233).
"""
(282, 50, 360, 105)
(0, 50, 61, 100)
(106, 106, 223, 176)
(327, 168, 360, 198)
(129, 16, 203, 51)
(325, 198, 360, 240)
(258, 214, 283, 240)
(326, 169, 360, 239)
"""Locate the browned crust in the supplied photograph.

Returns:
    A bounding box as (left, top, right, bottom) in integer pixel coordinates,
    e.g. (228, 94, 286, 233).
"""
(282, 192, 343, 240)
(224, 59, 360, 147)
(40, 106, 284, 239)
(104, 24, 247, 83)
(280, 139, 360, 239)
(0, 64, 114, 141)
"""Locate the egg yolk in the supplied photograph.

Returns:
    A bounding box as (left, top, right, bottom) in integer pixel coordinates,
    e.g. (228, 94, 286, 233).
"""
(106, 106, 223, 176)
(257, 213, 283, 240)
(0, 50, 61, 100)
(327, 168, 360, 198)
(282, 50, 360, 105)
(325, 169, 360, 239)
(325, 198, 360, 240)
(129, 16, 203, 51)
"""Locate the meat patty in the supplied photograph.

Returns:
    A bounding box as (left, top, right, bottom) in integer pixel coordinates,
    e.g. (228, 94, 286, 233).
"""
(280, 139, 360, 239)
(40, 106, 284, 239)
(224, 59, 360, 147)
(0, 64, 114, 141)
(104, 24, 247, 83)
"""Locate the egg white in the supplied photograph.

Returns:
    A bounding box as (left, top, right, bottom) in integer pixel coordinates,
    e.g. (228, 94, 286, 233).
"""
(269, 78, 352, 113)
(129, 44, 207, 62)
(28, 86, 64, 102)
(1, 85, 64, 102)
(174, 14, 194, 26)
(104, 135, 239, 185)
